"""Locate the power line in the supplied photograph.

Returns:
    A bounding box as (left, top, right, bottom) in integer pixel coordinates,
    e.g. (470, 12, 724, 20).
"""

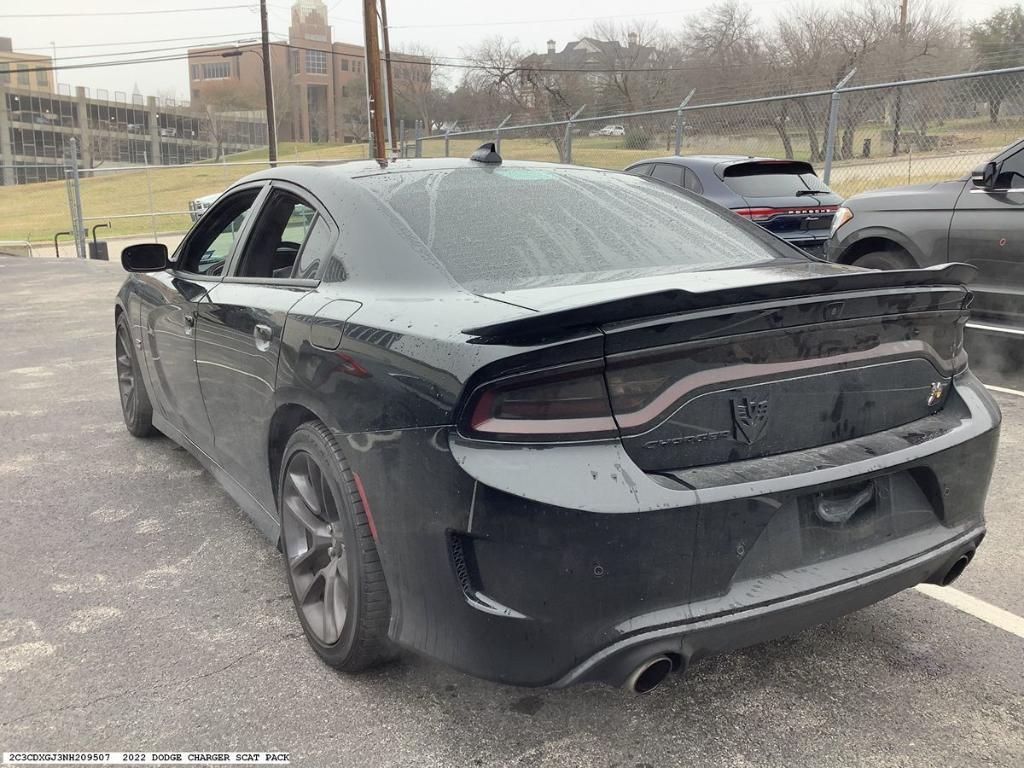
(4, 38, 1019, 78)
(0, 5, 254, 18)
(14, 32, 263, 53)
(0, 39, 263, 66)
(388, 8, 692, 30)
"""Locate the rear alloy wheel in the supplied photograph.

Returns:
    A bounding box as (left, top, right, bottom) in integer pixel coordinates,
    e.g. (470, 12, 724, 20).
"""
(852, 249, 914, 271)
(279, 422, 393, 671)
(115, 314, 156, 437)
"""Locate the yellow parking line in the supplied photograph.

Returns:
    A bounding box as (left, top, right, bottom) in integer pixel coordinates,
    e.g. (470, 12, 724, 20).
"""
(915, 584, 1024, 639)
(986, 384, 1024, 398)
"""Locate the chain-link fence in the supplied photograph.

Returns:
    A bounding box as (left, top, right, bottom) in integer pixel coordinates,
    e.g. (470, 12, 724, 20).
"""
(420, 65, 1024, 199)
(7, 64, 1024, 254)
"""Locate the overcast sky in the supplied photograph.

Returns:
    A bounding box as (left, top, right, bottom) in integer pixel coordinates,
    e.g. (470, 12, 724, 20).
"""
(2, 0, 1009, 100)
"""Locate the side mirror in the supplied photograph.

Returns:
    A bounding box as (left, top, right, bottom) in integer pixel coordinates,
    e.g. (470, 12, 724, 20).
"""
(121, 243, 168, 272)
(972, 160, 999, 190)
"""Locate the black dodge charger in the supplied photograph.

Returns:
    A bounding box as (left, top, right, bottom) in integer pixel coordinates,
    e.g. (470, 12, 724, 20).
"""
(114, 149, 1000, 693)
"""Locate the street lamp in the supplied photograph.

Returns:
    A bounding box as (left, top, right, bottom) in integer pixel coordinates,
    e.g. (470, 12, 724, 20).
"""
(221, 47, 278, 165)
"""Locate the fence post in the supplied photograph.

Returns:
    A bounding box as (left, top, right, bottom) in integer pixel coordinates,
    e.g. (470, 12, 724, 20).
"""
(399, 118, 406, 158)
(444, 122, 457, 157)
(143, 150, 157, 241)
(67, 138, 86, 259)
(562, 105, 586, 164)
(414, 119, 422, 158)
(823, 69, 856, 186)
(495, 113, 512, 154)
(674, 89, 696, 156)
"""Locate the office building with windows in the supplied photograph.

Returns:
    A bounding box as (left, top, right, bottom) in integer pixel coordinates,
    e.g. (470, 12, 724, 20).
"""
(0, 37, 55, 94)
(187, 0, 429, 143)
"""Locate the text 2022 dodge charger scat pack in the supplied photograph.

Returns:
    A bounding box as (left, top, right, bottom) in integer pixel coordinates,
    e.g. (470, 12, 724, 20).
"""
(114, 152, 999, 694)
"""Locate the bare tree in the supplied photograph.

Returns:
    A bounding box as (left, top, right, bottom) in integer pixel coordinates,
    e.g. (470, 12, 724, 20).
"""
(339, 76, 368, 143)
(199, 81, 267, 159)
(391, 43, 448, 135)
(583, 19, 681, 113)
(462, 36, 582, 156)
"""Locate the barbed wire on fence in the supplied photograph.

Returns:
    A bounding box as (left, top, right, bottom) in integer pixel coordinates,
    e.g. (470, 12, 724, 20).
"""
(417, 64, 1024, 199)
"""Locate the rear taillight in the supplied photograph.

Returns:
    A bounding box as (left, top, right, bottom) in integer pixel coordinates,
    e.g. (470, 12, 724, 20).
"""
(734, 207, 778, 221)
(735, 205, 838, 222)
(463, 365, 617, 441)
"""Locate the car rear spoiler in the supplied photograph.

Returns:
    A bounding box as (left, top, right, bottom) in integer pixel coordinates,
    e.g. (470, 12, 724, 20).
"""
(463, 263, 976, 341)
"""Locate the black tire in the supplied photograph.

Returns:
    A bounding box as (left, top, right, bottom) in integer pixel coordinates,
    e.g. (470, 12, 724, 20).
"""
(278, 421, 394, 671)
(851, 249, 914, 271)
(115, 313, 156, 438)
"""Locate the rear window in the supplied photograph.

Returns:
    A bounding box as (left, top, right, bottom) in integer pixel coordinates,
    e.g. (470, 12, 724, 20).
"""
(357, 166, 801, 292)
(722, 161, 831, 198)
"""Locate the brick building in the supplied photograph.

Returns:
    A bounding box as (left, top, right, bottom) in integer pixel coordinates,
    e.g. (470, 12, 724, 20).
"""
(0, 37, 55, 94)
(187, 0, 429, 143)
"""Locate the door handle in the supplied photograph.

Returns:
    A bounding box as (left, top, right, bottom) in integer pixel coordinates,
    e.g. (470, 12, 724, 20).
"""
(183, 312, 195, 336)
(254, 323, 273, 351)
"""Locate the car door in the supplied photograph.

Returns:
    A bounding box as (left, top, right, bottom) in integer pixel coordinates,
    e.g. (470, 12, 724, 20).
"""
(194, 183, 336, 506)
(139, 185, 265, 451)
(949, 146, 1024, 322)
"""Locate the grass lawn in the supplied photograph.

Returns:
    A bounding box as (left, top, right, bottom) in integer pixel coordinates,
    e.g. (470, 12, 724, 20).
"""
(0, 142, 370, 243)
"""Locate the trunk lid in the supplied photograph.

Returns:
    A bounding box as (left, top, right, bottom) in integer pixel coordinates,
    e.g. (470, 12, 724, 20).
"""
(466, 263, 971, 475)
(600, 284, 968, 473)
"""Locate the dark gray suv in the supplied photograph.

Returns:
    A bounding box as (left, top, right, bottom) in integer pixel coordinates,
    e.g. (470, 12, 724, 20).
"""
(827, 138, 1024, 326)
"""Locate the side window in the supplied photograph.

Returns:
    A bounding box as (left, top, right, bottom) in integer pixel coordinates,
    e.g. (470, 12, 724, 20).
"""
(233, 191, 325, 280)
(628, 164, 653, 177)
(178, 190, 259, 275)
(682, 167, 704, 195)
(997, 150, 1024, 188)
(294, 216, 333, 280)
(651, 163, 683, 187)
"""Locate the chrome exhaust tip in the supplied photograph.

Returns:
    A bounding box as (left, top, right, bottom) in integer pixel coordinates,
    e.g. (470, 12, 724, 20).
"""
(941, 551, 974, 586)
(624, 655, 673, 694)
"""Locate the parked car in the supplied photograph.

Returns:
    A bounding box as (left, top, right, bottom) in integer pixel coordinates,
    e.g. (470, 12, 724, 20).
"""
(828, 137, 1024, 327)
(188, 192, 221, 222)
(626, 156, 843, 255)
(114, 147, 998, 693)
(598, 124, 625, 136)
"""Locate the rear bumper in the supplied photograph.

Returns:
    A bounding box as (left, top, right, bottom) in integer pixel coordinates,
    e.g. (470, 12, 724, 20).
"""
(555, 525, 984, 687)
(345, 370, 1000, 688)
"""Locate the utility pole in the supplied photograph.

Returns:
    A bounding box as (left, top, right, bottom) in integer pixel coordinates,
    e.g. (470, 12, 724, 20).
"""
(379, 0, 399, 156)
(260, 0, 278, 166)
(891, 0, 909, 157)
(362, 0, 387, 161)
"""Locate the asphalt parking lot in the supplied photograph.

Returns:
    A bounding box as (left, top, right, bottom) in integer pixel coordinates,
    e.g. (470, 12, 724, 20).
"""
(1, 256, 1022, 767)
